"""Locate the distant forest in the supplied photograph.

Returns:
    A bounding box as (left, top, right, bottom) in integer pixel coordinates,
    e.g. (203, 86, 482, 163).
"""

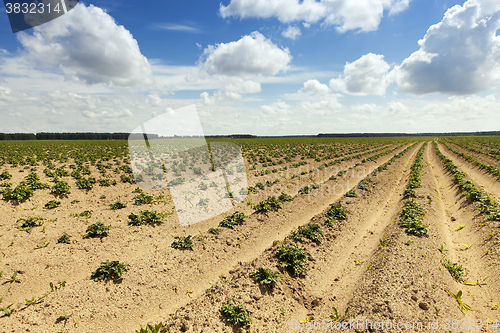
(0, 131, 499, 141)
(0, 133, 158, 141)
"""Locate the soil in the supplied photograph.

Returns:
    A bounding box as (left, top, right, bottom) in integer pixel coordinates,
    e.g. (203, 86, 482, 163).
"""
(1, 140, 499, 333)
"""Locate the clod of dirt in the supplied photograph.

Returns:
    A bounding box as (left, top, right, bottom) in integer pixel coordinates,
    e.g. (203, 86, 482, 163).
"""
(451, 216, 456, 221)
(411, 295, 418, 302)
(419, 302, 429, 310)
(311, 298, 321, 307)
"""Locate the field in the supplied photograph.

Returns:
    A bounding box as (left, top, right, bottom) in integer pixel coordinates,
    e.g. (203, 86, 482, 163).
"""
(0, 137, 500, 332)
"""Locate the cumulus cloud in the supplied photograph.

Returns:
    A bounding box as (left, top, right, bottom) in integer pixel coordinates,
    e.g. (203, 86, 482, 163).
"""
(393, 0, 500, 95)
(260, 99, 291, 114)
(200, 31, 291, 76)
(299, 79, 329, 94)
(282, 26, 301, 40)
(219, 0, 412, 33)
(330, 53, 391, 95)
(17, 4, 152, 86)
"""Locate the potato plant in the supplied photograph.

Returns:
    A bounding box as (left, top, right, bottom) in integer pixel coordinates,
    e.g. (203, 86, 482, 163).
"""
(220, 299, 252, 328)
(91, 261, 129, 281)
(83, 222, 111, 238)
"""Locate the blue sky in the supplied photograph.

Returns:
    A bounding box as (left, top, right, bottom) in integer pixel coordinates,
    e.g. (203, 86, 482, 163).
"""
(0, 0, 499, 135)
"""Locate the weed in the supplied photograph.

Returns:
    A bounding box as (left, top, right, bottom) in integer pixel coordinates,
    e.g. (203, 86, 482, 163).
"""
(464, 277, 488, 286)
(378, 236, 392, 249)
(35, 241, 49, 249)
(405, 240, 413, 246)
(220, 299, 251, 328)
(171, 235, 194, 250)
(441, 257, 467, 282)
(57, 310, 72, 322)
(219, 211, 247, 229)
(91, 261, 129, 281)
(208, 227, 219, 234)
(276, 243, 308, 275)
(49, 280, 66, 292)
(5, 271, 21, 283)
(330, 307, 349, 321)
(488, 230, 498, 238)
(25, 294, 48, 306)
(45, 200, 61, 209)
(1, 303, 15, 317)
(445, 287, 472, 313)
(462, 243, 473, 250)
(434, 307, 440, 315)
(135, 323, 168, 333)
(83, 222, 111, 238)
(57, 233, 71, 244)
(438, 245, 448, 253)
(249, 267, 281, 285)
(291, 224, 323, 243)
(455, 223, 465, 231)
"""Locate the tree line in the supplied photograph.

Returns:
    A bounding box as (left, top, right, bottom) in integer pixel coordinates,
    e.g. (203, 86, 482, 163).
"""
(0, 133, 159, 141)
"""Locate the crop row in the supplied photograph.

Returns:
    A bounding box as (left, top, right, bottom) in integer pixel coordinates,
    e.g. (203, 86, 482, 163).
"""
(399, 144, 428, 237)
(441, 142, 500, 180)
(434, 142, 500, 220)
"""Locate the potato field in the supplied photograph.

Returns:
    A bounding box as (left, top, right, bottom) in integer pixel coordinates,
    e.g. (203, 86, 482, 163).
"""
(0, 137, 500, 332)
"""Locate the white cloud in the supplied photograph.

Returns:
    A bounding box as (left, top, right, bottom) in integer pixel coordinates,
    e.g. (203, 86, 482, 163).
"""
(17, 4, 152, 86)
(200, 31, 292, 76)
(299, 94, 342, 116)
(351, 103, 379, 114)
(260, 99, 291, 115)
(330, 53, 391, 95)
(156, 23, 201, 33)
(219, 0, 412, 33)
(393, 0, 500, 95)
(299, 79, 329, 94)
(282, 26, 301, 40)
(303, 22, 311, 28)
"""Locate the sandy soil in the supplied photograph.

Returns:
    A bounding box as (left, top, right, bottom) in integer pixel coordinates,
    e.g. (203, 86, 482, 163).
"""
(1, 140, 499, 333)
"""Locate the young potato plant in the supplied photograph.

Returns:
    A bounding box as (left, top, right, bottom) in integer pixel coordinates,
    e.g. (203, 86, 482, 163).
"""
(57, 233, 71, 244)
(1, 184, 33, 201)
(70, 210, 92, 218)
(220, 299, 252, 328)
(76, 177, 95, 190)
(83, 222, 111, 238)
(399, 199, 428, 237)
(325, 202, 347, 227)
(249, 267, 281, 285)
(134, 192, 154, 205)
(441, 257, 468, 282)
(208, 227, 219, 234)
(91, 261, 129, 281)
(171, 235, 194, 250)
(219, 211, 248, 229)
(51, 181, 71, 196)
(44, 200, 61, 209)
(128, 210, 167, 226)
(276, 243, 308, 275)
(110, 201, 127, 210)
(17, 216, 44, 232)
(291, 224, 323, 243)
(253, 196, 282, 213)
